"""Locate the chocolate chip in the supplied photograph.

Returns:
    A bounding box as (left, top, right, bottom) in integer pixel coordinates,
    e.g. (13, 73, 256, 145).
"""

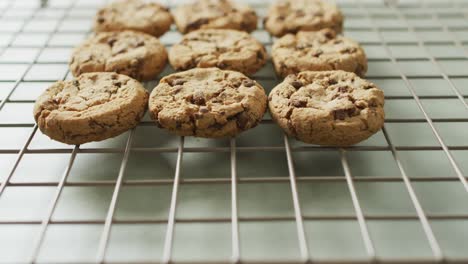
(240, 21, 248, 29)
(364, 84, 374, 90)
(340, 47, 357, 54)
(107, 37, 117, 46)
(97, 17, 105, 23)
(242, 80, 256, 87)
(333, 109, 347, 120)
(312, 49, 323, 57)
(73, 80, 79, 87)
(192, 91, 205, 105)
(257, 50, 264, 60)
(333, 108, 356, 120)
(114, 81, 121, 88)
(113, 46, 127, 55)
(135, 40, 145, 47)
(337, 86, 348, 93)
(291, 98, 307, 107)
(236, 112, 250, 130)
(290, 80, 303, 89)
(324, 30, 335, 39)
(186, 18, 209, 31)
(328, 79, 338, 85)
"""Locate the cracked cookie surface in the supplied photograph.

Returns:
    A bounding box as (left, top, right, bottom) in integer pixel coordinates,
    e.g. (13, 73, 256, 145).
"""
(272, 29, 367, 78)
(169, 29, 267, 75)
(172, 0, 257, 34)
(268, 71, 384, 146)
(34, 72, 148, 145)
(70, 31, 167, 81)
(264, 0, 343, 37)
(94, 0, 172, 37)
(149, 68, 267, 138)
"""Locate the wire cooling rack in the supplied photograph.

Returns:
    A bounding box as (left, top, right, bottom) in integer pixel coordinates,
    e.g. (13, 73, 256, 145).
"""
(0, 0, 468, 263)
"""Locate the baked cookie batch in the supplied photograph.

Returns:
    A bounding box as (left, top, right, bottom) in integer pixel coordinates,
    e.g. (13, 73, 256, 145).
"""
(33, 0, 385, 146)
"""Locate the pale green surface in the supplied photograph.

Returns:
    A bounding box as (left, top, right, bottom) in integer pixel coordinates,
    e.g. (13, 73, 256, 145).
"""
(239, 182, 294, 218)
(305, 220, 367, 260)
(52, 186, 114, 221)
(115, 185, 172, 220)
(367, 61, 400, 77)
(398, 150, 457, 177)
(346, 151, 401, 177)
(388, 44, 428, 58)
(106, 224, 166, 262)
(385, 123, 440, 146)
(173, 223, 231, 262)
(240, 221, 300, 261)
(385, 99, 424, 119)
(298, 182, 355, 216)
(409, 78, 456, 96)
(36, 224, 102, 263)
(368, 220, 433, 259)
(0, 2, 467, 263)
(10, 153, 69, 183)
(355, 182, 416, 215)
(292, 150, 344, 176)
(421, 99, 468, 119)
(176, 183, 230, 219)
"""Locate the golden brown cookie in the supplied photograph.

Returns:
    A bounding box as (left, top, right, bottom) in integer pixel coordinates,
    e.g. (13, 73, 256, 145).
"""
(69, 30, 167, 81)
(94, 0, 172, 37)
(268, 71, 385, 146)
(172, 0, 258, 34)
(169, 29, 267, 75)
(264, 0, 343, 37)
(149, 68, 267, 138)
(272, 29, 367, 78)
(33, 72, 148, 145)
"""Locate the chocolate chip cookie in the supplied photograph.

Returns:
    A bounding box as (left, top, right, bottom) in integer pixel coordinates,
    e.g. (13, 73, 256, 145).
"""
(272, 29, 367, 78)
(264, 0, 343, 37)
(70, 30, 167, 81)
(33, 72, 148, 145)
(94, 0, 172, 37)
(172, 0, 257, 34)
(169, 29, 267, 75)
(149, 68, 267, 138)
(268, 71, 385, 146)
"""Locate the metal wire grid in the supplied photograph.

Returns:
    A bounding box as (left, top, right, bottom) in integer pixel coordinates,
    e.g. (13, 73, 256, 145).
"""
(0, 0, 467, 263)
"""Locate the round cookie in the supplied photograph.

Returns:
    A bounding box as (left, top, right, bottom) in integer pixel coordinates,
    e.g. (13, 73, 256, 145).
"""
(268, 71, 385, 146)
(169, 29, 267, 75)
(149, 68, 267, 138)
(33, 72, 148, 145)
(172, 0, 257, 34)
(94, 0, 172, 37)
(70, 30, 168, 81)
(272, 29, 367, 78)
(264, 0, 343, 37)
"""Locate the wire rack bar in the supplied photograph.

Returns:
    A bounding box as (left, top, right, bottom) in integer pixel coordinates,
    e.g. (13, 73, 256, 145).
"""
(95, 129, 135, 263)
(340, 149, 376, 260)
(229, 138, 241, 263)
(161, 136, 185, 264)
(28, 145, 79, 263)
(382, 126, 443, 259)
(284, 135, 309, 262)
